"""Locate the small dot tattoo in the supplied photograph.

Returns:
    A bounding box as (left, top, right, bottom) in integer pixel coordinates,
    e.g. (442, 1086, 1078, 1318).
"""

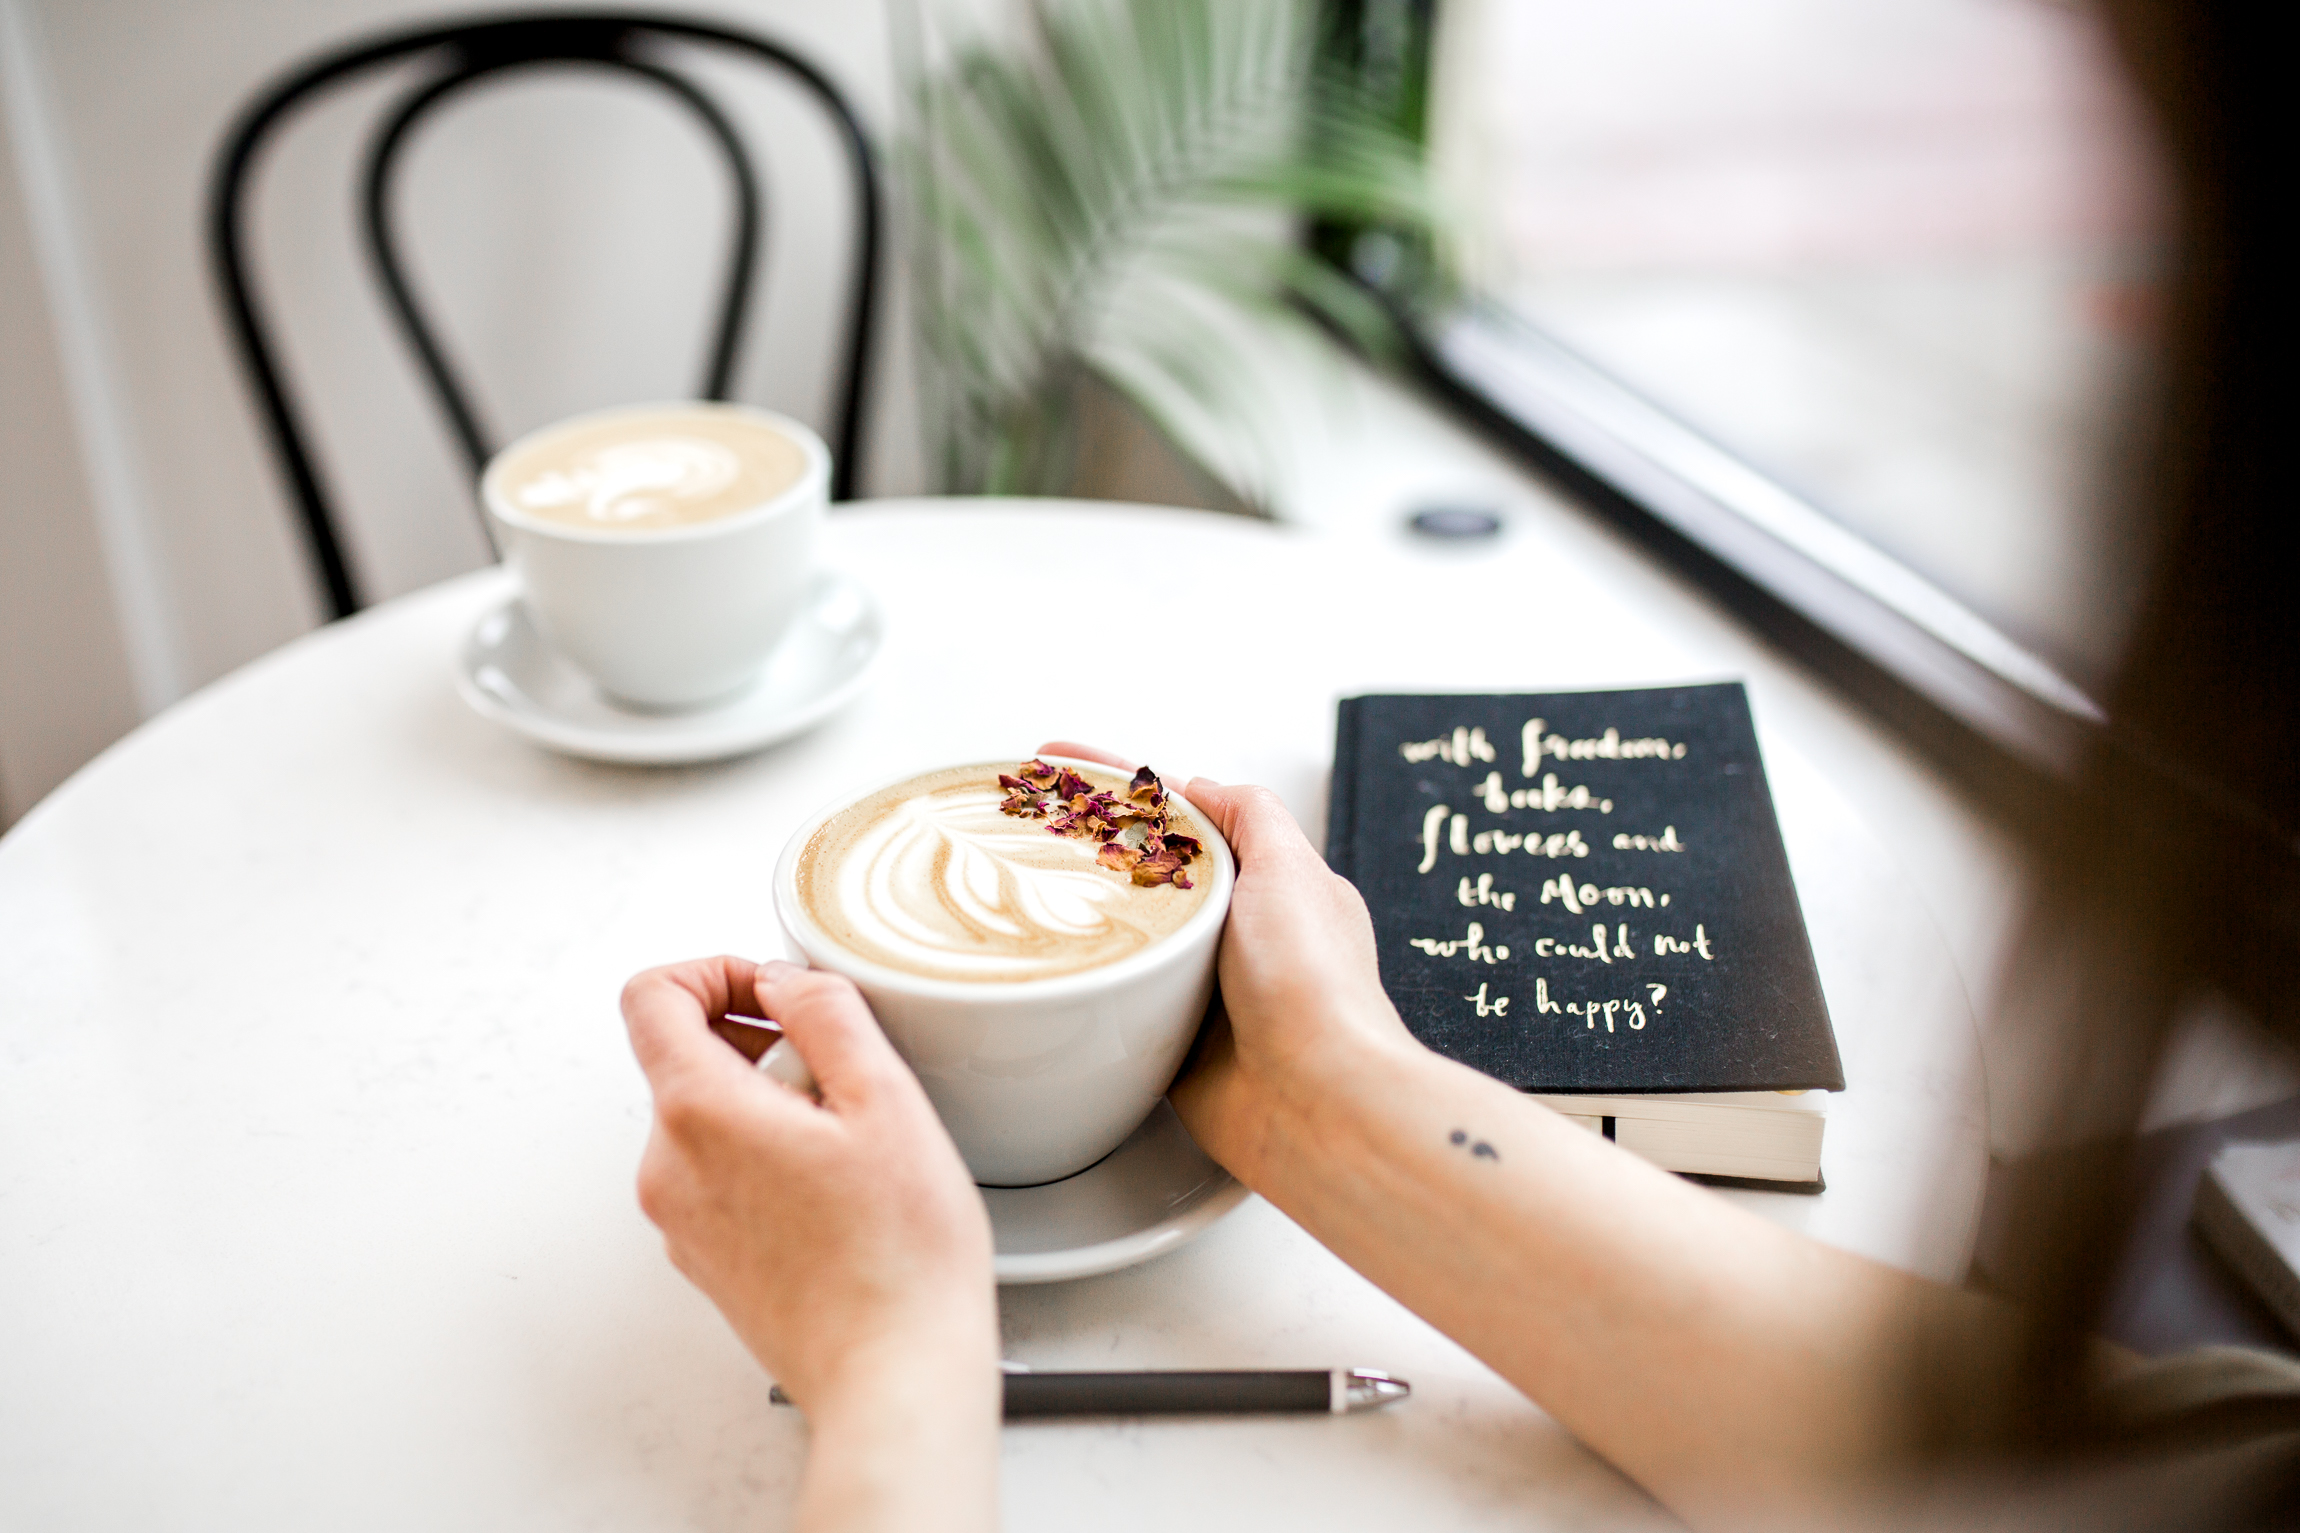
(1448, 1129, 1501, 1161)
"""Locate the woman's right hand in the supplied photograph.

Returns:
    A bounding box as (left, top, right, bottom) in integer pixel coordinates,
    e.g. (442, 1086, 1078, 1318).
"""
(1164, 778, 1421, 1177)
(1045, 751, 1977, 1530)
(1035, 742, 1419, 1181)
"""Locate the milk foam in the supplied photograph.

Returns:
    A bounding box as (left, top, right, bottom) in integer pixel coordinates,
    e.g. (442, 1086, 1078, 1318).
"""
(490, 406, 810, 534)
(796, 764, 1212, 983)
(514, 437, 741, 524)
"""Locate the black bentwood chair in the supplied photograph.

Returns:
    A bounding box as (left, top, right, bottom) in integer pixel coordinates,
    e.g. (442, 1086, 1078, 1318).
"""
(207, 12, 881, 620)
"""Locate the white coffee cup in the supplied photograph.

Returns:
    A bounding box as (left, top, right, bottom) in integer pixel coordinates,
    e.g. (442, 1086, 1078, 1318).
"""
(480, 402, 828, 711)
(771, 759, 1236, 1186)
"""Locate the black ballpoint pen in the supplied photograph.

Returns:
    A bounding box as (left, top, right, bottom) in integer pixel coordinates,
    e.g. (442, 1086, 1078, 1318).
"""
(769, 1366, 1411, 1418)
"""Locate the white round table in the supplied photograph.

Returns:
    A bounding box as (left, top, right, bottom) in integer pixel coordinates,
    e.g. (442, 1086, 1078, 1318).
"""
(0, 501, 1985, 1531)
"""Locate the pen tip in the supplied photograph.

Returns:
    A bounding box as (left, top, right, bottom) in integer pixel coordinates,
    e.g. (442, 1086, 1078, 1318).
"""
(1343, 1369, 1411, 1412)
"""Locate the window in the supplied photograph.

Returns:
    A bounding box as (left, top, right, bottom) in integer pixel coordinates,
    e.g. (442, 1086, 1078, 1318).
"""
(1417, 0, 2167, 756)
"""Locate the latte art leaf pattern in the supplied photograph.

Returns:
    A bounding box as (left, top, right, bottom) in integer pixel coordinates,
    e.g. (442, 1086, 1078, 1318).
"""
(865, 797, 1121, 964)
(488, 406, 810, 533)
(797, 763, 1213, 984)
(513, 437, 741, 524)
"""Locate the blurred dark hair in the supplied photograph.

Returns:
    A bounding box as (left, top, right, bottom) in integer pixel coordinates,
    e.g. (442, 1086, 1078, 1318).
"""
(1932, 0, 2298, 1514)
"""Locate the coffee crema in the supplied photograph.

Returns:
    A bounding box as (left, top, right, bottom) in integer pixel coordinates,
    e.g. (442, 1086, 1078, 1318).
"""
(490, 406, 809, 534)
(795, 763, 1214, 984)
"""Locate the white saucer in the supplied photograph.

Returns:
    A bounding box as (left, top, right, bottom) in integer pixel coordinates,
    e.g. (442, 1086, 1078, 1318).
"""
(987, 1100, 1249, 1285)
(455, 570, 883, 764)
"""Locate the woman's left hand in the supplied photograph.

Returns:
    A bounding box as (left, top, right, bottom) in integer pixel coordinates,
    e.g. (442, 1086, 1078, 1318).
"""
(622, 955, 999, 1532)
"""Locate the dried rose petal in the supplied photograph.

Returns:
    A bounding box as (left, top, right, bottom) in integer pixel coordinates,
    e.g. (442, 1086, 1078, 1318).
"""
(997, 759, 1201, 889)
(1000, 779, 1053, 816)
(1131, 846, 1187, 885)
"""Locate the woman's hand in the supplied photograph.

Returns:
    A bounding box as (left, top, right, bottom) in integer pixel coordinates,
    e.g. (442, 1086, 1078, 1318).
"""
(622, 956, 998, 1533)
(1043, 748, 1975, 1531)
(1036, 743, 1418, 1181)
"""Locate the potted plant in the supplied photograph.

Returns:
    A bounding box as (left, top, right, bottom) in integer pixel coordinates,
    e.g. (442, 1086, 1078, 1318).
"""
(896, 0, 1443, 508)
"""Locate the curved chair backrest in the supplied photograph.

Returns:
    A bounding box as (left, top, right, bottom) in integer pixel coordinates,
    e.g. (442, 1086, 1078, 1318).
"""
(208, 11, 880, 619)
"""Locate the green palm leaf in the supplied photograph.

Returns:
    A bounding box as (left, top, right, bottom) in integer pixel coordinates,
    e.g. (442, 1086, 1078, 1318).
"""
(899, 0, 1442, 500)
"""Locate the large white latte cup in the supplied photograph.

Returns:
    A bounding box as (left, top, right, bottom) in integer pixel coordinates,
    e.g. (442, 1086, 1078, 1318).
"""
(773, 760, 1236, 1186)
(481, 402, 828, 711)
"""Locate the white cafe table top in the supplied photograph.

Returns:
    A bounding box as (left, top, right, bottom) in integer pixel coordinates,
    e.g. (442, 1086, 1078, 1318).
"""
(0, 499, 1984, 1531)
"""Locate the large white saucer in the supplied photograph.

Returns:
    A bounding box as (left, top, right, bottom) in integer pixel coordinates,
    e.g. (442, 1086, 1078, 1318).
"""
(455, 568, 881, 764)
(989, 1100, 1249, 1285)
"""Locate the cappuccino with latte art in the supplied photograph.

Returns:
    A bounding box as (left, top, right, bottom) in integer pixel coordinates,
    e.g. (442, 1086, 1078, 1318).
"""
(774, 756, 1233, 1183)
(479, 402, 827, 710)
(489, 406, 810, 534)
(795, 762, 1212, 984)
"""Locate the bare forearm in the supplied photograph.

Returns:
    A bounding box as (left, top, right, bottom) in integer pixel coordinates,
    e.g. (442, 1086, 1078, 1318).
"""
(1204, 1035, 2009, 1527)
(794, 1331, 1000, 1533)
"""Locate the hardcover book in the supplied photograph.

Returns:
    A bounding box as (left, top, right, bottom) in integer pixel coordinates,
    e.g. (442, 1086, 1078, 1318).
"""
(1326, 684, 1844, 1185)
(2194, 1139, 2300, 1342)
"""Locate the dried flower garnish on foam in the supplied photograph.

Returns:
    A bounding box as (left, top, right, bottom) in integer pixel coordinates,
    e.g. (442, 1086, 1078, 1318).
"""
(997, 759, 1203, 889)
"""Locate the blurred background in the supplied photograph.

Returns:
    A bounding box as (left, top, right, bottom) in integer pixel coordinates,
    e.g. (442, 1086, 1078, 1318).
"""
(1439, 0, 2163, 691)
(0, 0, 2162, 825)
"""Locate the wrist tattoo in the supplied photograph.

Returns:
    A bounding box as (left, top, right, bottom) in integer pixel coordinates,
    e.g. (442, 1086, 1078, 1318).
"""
(1448, 1128, 1501, 1161)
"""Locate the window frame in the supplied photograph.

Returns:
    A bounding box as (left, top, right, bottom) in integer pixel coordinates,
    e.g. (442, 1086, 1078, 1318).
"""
(1405, 299, 2105, 819)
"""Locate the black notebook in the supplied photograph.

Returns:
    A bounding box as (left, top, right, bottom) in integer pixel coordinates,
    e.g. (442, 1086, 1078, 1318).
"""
(1328, 684, 1843, 1185)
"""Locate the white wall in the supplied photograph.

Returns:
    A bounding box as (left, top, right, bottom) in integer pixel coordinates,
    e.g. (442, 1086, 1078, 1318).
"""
(1, 0, 921, 824)
(0, 74, 142, 817)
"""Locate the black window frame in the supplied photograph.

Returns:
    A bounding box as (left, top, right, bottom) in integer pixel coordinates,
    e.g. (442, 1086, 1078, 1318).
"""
(1311, 0, 2111, 832)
